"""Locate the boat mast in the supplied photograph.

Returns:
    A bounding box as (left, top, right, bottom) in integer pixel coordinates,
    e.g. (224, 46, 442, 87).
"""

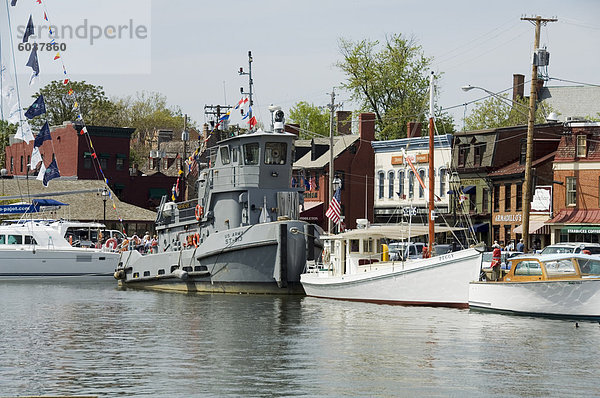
(428, 72, 435, 255)
(239, 50, 254, 130)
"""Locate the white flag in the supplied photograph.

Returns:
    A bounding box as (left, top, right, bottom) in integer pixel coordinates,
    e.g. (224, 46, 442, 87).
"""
(30, 147, 42, 170)
(8, 102, 23, 124)
(36, 162, 46, 181)
(15, 120, 34, 143)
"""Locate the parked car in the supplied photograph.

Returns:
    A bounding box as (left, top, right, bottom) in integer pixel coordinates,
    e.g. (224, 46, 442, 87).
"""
(540, 242, 600, 255)
(388, 241, 426, 260)
(482, 251, 524, 270)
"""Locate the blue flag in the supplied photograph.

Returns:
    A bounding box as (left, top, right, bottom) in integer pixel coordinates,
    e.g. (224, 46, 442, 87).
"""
(26, 47, 39, 75)
(23, 15, 34, 43)
(42, 158, 60, 187)
(25, 95, 45, 119)
(34, 122, 51, 148)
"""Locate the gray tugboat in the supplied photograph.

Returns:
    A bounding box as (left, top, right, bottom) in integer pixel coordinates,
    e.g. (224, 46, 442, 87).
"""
(115, 109, 323, 293)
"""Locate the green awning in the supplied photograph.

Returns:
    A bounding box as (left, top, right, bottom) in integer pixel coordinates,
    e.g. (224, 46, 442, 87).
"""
(562, 226, 600, 234)
(83, 152, 92, 158)
(114, 184, 126, 190)
(149, 188, 167, 198)
(99, 153, 111, 159)
(116, 153, 127, 159)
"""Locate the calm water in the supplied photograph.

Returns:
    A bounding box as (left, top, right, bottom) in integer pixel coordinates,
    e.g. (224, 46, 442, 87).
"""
(0, 280, 599, 397)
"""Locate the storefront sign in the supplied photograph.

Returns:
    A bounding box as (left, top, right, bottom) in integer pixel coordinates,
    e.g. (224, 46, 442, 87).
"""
(391, 155, 404, 165)
(562, 226, 600, 234)
(494, 214, 522, 222)
(416, 154, 428, 163)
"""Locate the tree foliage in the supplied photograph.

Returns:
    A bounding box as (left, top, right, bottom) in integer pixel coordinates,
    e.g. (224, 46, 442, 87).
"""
(337, 34, 454, 139)
(0, 120, 17, 168)
(287, 101, 330, 139)
(32, 80, 118, 126)
(463, 94, 554, 131)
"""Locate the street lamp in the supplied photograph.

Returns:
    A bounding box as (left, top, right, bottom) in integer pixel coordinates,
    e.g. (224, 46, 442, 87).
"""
(101, 188, 109, 230)
(461, 85, 529, 118)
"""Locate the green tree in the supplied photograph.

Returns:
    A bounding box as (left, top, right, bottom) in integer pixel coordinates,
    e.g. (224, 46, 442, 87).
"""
(0, 120, 17, 168)
(337, 34, 454, 139)
(463, 94, 554, 131)
(32, 80, 118, 126)
(288, 101, 330, 139)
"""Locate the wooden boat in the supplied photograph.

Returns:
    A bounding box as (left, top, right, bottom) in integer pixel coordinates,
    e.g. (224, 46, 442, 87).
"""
(300, 223, 483, 307)
(469, 253, 600, 319)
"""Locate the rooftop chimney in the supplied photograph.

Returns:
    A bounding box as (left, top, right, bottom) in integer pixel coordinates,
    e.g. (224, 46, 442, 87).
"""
(407, 122, 422, 138)
(336, 111, 352, 135)
(513, 74, 525, 102)
(359, 113, 375, 142)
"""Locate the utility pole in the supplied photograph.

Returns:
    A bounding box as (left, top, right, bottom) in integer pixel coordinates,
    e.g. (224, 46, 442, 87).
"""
(327, 89, 341, 234)
(521, 15, 557, 253)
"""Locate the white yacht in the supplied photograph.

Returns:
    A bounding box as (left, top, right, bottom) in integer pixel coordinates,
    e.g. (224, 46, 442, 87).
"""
(0, 220, 120, 279)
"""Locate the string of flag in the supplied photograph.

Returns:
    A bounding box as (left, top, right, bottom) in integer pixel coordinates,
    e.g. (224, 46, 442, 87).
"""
(6, 0, 127, 230)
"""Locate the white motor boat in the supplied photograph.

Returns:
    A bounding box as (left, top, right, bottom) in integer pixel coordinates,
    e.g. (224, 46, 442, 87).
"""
(0, 220, 120, 280)
(469, 253, 600, 319)
(300, 224, 483, 308)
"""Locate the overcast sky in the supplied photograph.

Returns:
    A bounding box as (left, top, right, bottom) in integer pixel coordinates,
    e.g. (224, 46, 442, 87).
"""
(2, 0, 599, 134)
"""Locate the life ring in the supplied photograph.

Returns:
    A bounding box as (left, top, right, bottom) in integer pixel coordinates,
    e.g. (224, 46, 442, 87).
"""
(195, 204, 204, 221)
(194, 233, 200, 247)
(105, 238, 118, 250)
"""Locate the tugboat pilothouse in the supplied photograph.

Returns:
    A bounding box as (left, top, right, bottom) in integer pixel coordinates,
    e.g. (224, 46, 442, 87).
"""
(116, 111, 323, 293)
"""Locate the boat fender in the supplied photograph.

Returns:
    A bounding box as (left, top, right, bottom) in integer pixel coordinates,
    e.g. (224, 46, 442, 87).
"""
(114, 269, 125, 280)
(105, 238, 118, 250)
(195, 204, 204, 221)
(172, 268, 188, 280)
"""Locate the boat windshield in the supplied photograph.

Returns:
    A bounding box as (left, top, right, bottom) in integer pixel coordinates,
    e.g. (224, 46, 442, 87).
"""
(540, 246, 575, 254)
(544, 259, 577, 277)
(578, 258, 600, 275)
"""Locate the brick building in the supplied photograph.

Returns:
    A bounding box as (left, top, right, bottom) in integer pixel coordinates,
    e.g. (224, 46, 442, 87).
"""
(548, 121, 600, 243)
(293, 112, 375, 231)
(5, 123, 178, 210)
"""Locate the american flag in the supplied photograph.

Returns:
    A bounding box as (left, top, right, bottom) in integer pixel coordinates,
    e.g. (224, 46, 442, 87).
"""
(325, 188, 341, 224)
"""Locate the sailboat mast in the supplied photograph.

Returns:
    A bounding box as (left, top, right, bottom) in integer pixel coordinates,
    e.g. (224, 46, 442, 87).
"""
(428, 72, 435, 254)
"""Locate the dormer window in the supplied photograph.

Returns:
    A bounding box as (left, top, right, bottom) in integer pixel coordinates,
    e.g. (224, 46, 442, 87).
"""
(458, 145, 469, 167)
(576, 135, 587, 157)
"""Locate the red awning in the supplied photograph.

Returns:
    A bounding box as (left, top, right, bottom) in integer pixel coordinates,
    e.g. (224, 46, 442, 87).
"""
(548, 209, 600, 224)
(300, 201, 324, 222)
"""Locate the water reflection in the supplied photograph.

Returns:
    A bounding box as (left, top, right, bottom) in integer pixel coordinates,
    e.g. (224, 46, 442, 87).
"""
(0, 281, 599, 397)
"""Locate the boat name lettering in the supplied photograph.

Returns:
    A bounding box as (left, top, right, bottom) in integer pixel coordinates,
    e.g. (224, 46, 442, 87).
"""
(224, 231, 243, 245)
(438, 253, 454, 261)
(177, 202, 192, 210)
(494, 214, 522, 222)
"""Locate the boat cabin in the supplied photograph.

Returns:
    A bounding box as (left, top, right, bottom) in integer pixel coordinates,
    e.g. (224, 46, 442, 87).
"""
(491, 254, 600, 282)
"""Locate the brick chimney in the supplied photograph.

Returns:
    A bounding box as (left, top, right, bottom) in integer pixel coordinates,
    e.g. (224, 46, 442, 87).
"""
(407, 122, 422, 138)
(359, 113, 375, 142)
(513, 74, 525, 102)
(336, 111, 352, 135)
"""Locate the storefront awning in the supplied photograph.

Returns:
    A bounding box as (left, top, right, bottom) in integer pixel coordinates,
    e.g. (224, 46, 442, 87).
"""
(513, 220, 550, 235)
(462, 185, 476, 194)
(548, 208, 600, 224)
(300, 201, 323, 222)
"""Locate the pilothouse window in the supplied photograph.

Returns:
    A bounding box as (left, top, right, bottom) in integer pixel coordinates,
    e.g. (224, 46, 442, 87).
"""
(264, 142, 287, 165)
(243, 143, 260, 165)
(220, 146, 231, 164)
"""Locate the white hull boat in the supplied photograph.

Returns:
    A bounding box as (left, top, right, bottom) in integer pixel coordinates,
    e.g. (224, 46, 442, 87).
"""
(0, 221, 120, 280)
(301, 225, 483, 308)
(469, 253, 600, 319)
